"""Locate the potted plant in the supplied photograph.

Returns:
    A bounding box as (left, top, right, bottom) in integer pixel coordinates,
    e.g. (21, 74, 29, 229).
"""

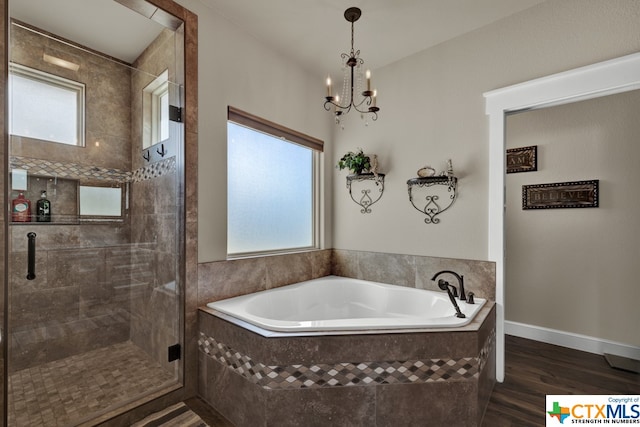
(337, 148, 371, 175)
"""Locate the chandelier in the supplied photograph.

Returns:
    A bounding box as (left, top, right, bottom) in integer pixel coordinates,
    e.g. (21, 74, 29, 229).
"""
(324, 7, 379, 124)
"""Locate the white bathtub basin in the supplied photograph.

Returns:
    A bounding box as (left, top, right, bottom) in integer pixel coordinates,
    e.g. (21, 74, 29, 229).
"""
(207, 275, 486, 333)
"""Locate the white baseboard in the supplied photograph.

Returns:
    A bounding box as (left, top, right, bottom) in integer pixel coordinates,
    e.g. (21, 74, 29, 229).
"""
(504, 321, 640, 361)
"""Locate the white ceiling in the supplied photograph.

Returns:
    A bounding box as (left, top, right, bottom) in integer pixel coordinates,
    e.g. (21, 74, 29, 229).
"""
(9, 0, 546, 71)
(10, 0, 167, 63)
(198, 0, 547, 76)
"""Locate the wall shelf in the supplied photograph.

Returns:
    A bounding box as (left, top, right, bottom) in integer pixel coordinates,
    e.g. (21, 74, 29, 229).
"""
(407, 176, 457, 224)
(346, 173, 385, 214)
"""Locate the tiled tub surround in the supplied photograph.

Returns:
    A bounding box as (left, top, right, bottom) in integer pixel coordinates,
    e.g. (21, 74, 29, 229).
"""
(198, 304, 496, 426)
(197, 249, 495, 305)
(197, 250, 496, 426)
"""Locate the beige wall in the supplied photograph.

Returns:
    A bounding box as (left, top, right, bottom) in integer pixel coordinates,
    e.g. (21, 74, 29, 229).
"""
(174, 0, 334, 263)
(180, 0, 640, 297)
(505, 90, 640, 346)
(332, 0, 640, 261)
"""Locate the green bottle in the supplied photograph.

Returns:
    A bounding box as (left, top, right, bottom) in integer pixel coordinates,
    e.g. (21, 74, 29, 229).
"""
(36, 190, 51, 222)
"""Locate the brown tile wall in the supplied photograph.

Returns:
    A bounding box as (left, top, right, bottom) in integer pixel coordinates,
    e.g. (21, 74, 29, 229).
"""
(8, 225, 131, 372)
(197, 249, 495, 305)
(333, 249, 496, 301)
(9, 24, 132, 171)
(198, 306, 496, 427)
(129, 168, 179, 373)
(7, 23, 136, 373)
(128, 25, 181, 373)
(197, 250, 332, 306)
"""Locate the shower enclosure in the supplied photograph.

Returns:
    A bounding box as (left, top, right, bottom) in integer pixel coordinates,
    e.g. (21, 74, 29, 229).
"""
(2, 0, 189, 424)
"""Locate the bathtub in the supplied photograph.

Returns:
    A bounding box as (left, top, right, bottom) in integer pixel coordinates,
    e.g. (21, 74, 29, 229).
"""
(206, 275, 486, 334)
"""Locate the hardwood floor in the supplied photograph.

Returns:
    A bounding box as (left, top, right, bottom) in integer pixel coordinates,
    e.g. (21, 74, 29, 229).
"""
(482, 335, 639, 426)
(188, 335, 639, 426)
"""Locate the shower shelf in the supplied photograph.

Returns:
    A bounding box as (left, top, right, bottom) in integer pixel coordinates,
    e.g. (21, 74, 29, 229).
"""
(346, 173, 385, 214)
(407, 176, 458, 224)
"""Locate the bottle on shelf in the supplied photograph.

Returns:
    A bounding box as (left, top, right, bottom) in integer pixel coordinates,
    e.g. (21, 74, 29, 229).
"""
(11, 192, 31, 222)
(36, 190, 51, 222)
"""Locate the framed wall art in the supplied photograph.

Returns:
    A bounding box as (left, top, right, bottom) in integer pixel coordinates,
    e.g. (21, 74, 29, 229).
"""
(522, 180, 599, 210)
(506, 145, 537, 174)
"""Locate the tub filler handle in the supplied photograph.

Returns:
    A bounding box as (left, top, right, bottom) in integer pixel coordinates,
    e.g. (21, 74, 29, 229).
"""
(467, 292, 475, 304)
(26, 232, 36, 280)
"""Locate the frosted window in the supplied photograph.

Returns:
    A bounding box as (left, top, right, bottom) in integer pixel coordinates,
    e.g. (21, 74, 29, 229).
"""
(9, 64, 84, 146)
(79, 186, 122, 217)
(159, 90, 169, 141)
(228, 122, 314, 255)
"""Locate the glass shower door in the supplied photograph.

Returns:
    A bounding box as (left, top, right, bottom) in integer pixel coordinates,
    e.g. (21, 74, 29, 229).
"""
(5, 0, 185, 424)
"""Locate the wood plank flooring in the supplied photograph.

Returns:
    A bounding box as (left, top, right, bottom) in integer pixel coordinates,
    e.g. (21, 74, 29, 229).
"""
(188, 335, 640, 426)
(482, 335, 639, 426)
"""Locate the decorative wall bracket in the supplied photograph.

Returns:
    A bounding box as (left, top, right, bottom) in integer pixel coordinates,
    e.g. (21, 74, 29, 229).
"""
(407, 176, 457, 224)
(346, 173, 385, 214)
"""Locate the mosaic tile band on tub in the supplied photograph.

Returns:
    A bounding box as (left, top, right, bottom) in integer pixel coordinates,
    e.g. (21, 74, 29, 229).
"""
(198, 329, 495, 390)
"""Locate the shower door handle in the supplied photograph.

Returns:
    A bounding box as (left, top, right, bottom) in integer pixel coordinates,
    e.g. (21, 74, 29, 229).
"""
(26, 232, 36, 280)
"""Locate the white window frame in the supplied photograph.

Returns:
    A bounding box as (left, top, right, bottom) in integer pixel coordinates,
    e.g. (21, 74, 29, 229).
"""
(227, 106, 323, 258)
(9, 62, 85, 146)
(143, 69, 170, 149)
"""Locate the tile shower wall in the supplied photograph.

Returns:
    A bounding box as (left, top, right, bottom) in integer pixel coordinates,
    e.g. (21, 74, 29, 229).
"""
(8, 23, 133, 372)
(9, 24, 132, 170)
(9, 226, 132, 372)
(128, 28, 181, 373)
(129, 160, 179, 373)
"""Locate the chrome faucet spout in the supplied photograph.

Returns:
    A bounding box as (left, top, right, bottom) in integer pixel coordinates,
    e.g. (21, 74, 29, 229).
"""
(431, 270, 466, 301)
(437, 279, 466, 319)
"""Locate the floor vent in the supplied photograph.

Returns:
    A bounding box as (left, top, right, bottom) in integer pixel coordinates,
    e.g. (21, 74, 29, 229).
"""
(604, 353, 640, 374)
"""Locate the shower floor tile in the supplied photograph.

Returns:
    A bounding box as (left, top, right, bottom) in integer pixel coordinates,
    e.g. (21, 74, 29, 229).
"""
(8, 341, 177, 427)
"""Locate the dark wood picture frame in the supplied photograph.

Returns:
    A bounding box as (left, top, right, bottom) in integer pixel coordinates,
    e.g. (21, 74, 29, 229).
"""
(522, 180, 599, 210)
(506, 145, 537, 174)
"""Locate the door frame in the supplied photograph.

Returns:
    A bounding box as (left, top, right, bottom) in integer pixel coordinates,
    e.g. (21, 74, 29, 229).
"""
(484, 51, 640, 382)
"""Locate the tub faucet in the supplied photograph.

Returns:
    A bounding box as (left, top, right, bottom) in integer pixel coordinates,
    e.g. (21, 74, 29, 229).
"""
(437, 279, 466, 318)
(431, 270, 466, 301)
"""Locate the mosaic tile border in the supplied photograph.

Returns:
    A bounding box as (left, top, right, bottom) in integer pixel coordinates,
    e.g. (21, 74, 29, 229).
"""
(479, 329, 496, 373)
(10, 156, 175, 183)
(11, 156, 131, 183)
(199, 331, 495, 390)
(131, 157, 176, 182)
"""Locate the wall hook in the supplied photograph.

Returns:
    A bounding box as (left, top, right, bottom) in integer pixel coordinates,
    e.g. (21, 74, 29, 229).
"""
(143, 150, 150, 162)
(157, 144, 166, 157)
